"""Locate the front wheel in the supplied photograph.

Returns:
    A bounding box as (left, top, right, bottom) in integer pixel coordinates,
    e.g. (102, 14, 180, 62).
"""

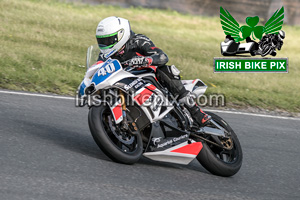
(88, 104, 143, 164)
(261, 44, 272, 57)
(196, 112, 243, 177)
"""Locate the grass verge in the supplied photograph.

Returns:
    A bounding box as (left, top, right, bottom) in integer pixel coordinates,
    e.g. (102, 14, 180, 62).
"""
(0, 0, 299, 112)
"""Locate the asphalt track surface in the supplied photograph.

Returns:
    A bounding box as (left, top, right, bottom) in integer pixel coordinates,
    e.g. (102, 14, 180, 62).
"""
(1, 90, 300, 200)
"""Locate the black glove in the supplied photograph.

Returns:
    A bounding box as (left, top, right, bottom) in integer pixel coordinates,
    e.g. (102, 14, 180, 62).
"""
(122, 56, 153, 68)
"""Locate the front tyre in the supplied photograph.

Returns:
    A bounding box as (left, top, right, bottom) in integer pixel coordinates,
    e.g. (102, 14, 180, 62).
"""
(196, 112, 243, 177)
(261, 44, 272, 57)
(88, 104, 143, 164)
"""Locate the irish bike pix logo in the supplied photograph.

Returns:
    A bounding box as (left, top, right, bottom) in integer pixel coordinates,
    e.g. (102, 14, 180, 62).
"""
(214, 6, 288, 73)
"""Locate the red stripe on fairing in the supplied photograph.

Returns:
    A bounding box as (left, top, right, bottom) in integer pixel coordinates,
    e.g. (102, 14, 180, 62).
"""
(134, 88, 153, 105)
(148, 65, 157, 72)
(138, 65, 157, 72)
(146, 84, 157, 91)
(171, 142, 203, 155)
(136, 52, 144, 57)
(90, 61, 104, 68)
(112, 104, 122, 120)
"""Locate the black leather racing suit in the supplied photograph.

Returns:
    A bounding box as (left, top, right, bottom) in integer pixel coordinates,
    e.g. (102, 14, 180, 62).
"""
(97, 31, 210, 126)
(97, 31, 189, 99)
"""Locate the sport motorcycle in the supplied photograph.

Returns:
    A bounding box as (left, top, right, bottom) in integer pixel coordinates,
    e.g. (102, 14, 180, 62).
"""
(77, 45, 243, 177)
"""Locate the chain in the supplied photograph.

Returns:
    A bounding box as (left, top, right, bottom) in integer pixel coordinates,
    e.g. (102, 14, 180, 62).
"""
(190, 133, 233, 150)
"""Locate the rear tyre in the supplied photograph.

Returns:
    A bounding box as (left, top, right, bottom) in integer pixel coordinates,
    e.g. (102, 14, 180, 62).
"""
(88, 104, 143, 164)
(196, 112, 243, 177)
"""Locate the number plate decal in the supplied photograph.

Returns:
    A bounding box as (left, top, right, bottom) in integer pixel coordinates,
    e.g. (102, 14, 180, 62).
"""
(92, 59, 122, 85)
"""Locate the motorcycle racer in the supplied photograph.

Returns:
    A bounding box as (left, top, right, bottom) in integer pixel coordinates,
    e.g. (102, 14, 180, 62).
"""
(258, 30, 285, 56)
(94, 16, 211, 127)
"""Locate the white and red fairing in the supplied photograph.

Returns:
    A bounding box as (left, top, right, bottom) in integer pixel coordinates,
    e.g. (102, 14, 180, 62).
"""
(109, 82, 174, 124)
(143, 141, 203, 165)
(82, 57, 205, 165)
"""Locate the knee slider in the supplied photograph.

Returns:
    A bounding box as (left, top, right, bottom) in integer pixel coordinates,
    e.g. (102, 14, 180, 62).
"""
(168, 65, 181, 80)
(170, 65, 180, 76)
(157, 65, 180, 80)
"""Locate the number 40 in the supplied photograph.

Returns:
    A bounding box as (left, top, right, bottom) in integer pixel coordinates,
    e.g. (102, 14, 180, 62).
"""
(98, 63, 116, 76)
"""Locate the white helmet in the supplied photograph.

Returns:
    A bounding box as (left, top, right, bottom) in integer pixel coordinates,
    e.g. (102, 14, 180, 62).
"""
(278, 30, 285, 41)
(96, 16, 131, 58)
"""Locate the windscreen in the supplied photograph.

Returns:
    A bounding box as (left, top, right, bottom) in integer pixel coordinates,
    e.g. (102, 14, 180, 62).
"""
(86, 44, 100, 69)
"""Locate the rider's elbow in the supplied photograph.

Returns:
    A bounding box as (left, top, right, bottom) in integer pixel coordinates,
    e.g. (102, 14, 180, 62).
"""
(160, 53, 169, 65)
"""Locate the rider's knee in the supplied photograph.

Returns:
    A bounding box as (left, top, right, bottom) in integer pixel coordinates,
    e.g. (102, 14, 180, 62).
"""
(157, 65, 181, 80)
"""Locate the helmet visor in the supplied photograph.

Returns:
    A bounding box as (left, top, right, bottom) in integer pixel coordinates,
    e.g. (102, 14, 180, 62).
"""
(96, 32, 118, 50)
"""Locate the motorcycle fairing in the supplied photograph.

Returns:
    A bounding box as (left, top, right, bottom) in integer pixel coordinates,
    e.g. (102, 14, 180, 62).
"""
(182, 79, 207, 97)
(91, 59, 137, 91)
(221, 39, 255, 55)
(114, 77, 174, 123)
(221, 40, 239, 55)
(133, 83, 174, 123)
(109, 101, 123, 124)
(143, 141, 203, 165)
(237, 42, 255, 53)
(141, 109, 204, 165)
(78, 61, 105, 97)
(145, 114, 190, 150)
(78, 79, 88, 97)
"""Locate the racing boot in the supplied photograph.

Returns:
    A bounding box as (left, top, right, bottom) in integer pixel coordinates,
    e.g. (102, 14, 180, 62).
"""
(188, 105, 211, 127)
(179, 92, 211, 127)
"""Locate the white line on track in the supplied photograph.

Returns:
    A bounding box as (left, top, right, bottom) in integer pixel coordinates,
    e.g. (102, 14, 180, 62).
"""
(1, 90, 299, 121)
(0, 90, 74, 100)
(205, 109, 300, 121)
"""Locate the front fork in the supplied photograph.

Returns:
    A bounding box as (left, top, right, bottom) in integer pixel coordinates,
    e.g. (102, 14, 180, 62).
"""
(118, 90, 138, 134)
(119, 90, 129, 131)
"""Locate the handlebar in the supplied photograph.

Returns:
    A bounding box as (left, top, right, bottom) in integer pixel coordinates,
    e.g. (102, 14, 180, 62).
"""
(121, 60, 138, 72)
(124, 66, 136, 72)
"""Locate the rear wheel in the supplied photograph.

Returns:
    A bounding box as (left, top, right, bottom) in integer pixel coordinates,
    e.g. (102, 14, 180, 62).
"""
(88, 104, 143, 164)
(195, 112, 243, 177)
